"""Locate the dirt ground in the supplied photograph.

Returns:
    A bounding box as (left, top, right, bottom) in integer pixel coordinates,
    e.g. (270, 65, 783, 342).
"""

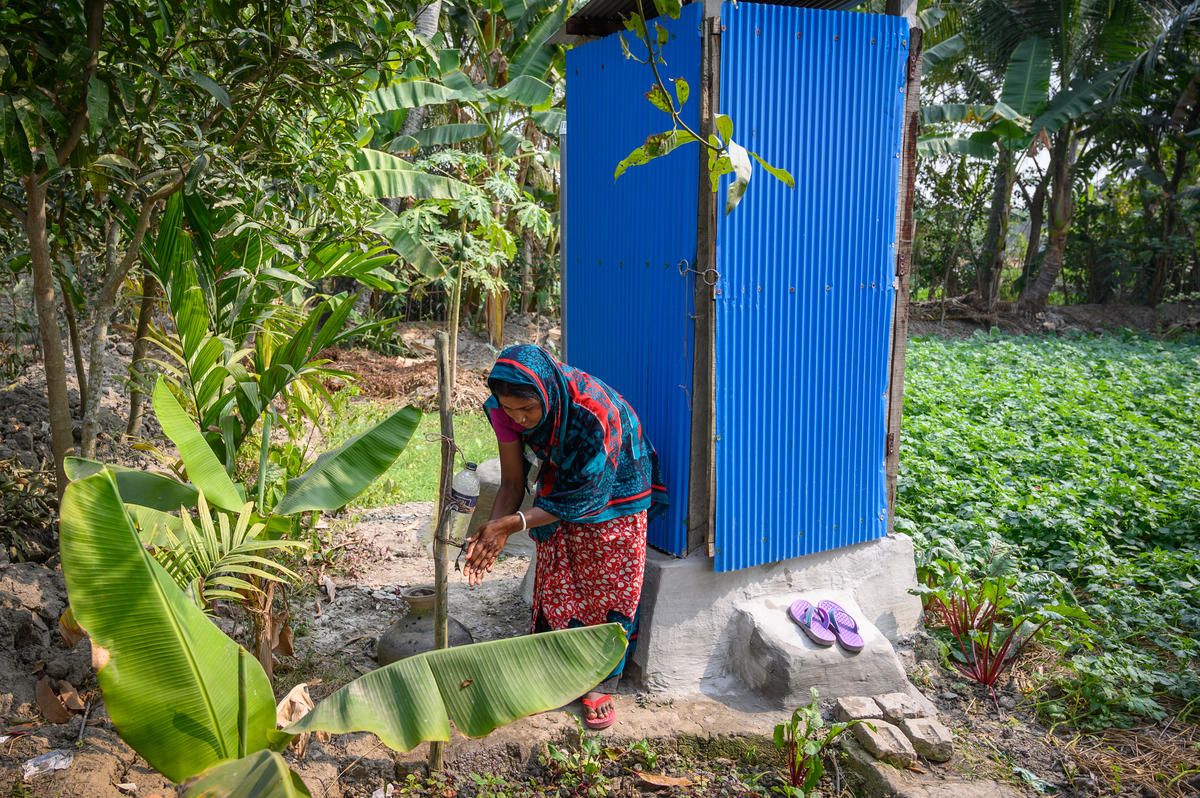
(908, 300, 1200, 338)
(3, 308, 1197, 796)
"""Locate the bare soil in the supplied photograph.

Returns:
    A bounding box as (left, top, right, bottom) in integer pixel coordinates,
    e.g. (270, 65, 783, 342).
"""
(2, 309, 1193, 796)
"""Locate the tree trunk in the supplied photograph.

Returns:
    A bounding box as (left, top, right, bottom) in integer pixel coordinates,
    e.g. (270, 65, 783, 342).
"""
(1018, 128, 1074, 316)
(22, 178, 74, 493)
(58, 274, 88, 419)
(976, 149, 1014, 311)
(81, 181, 180, 456)
(125, 273, 159, 438)
(1146, 146, 1189, 305)
(399, 0, 443, 139)
(519, 240, 534, 313)
(1019, 171, 1049, 295)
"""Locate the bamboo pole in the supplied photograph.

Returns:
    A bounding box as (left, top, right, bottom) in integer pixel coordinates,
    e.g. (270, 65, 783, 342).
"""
(428, 330, 456, 771)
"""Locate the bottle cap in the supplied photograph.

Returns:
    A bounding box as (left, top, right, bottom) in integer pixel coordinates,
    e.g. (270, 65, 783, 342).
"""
(466, 462, 478, 470)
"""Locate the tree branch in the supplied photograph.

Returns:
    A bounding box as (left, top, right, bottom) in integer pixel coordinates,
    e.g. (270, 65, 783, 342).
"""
(0, 197, 26, 225)
(54, 0, 106, 167)
(98, 173, 184, 304)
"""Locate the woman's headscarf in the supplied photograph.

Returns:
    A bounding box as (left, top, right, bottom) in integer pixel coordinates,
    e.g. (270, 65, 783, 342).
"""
(484, 345, 666, 539)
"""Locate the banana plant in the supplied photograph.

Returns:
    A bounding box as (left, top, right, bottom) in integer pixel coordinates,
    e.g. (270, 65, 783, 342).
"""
(134, 191, 413, 471)
(59, 468, 626, 792)
(68, 377, 423, 530)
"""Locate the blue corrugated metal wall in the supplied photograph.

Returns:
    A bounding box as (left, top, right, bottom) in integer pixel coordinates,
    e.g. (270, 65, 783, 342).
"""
(563, 4, 701, 555)
(713, 4, 907, 571)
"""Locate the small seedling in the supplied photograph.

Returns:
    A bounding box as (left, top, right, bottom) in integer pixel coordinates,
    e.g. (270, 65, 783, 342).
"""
(771, 688, 864, 798)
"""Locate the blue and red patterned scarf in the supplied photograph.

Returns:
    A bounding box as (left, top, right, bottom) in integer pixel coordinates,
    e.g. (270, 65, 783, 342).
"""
(484, 345, 667, 540)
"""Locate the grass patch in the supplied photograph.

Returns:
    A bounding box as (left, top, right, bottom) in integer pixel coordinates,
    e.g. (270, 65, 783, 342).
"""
(898, 330, 1200, 729)
(323, 401, 496, 506)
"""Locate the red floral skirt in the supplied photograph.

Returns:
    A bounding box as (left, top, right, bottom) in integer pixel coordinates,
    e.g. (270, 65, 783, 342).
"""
(531, 511, 647, 676)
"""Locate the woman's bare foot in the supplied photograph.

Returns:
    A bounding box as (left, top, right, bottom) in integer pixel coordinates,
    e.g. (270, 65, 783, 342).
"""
(581, 691, 616, 729)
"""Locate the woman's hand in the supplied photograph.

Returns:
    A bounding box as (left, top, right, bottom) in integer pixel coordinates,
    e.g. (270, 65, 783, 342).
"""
(464, 515, 520, 587)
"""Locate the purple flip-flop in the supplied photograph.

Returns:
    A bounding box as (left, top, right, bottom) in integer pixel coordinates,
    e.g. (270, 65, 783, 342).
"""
(788, 599, 836, 647)
(817, 600, 865, 652)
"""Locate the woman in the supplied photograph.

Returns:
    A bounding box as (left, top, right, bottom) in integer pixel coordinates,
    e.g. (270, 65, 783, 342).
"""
(464, 344, 666, 730)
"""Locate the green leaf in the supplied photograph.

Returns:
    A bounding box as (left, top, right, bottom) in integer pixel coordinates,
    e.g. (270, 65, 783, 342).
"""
(183, 749, 311, 797)
(653, 0, 683, 18)
(188, 70, 231, 108)
(646, 85, 672, 114)
(368, 209, 444, 278)
(347, 150, 470, 200)
(87, 76, 109, 137)
(674, 78, 689, 107)
(917, 134, 998, 159)
(59, 471, 280, 783)
(370, 80, 478, 112)
(92, 152, 137, 173)
(715, 114, 733, 144)
(275, 406, 422, 515)
(1001, 37, 1051, 118)
(613, 129, 699, 179)
(1029, 69, 1122, 136)
(1, 96, 33, 175)
(152, 378, 243, 512)
(288, 625, 627, 748)
(510, 0, 575, 79)
(922, 32, 965, 71)
(916, 7, 946, 32)
(413, 123, 488, 148)
(750, 151, 794, 189)
(532, 110, 565, 135)
(489, 75, 554, 108)
(64, 456, 199, 512)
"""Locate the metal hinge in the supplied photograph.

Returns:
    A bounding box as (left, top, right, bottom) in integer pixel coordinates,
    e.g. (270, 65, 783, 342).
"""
(886, 432, 896, 457)
(896, 252, 907, 277)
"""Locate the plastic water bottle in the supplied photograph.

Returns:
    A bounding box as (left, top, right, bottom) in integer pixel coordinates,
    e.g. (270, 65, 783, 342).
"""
(446, 462, 479, 546)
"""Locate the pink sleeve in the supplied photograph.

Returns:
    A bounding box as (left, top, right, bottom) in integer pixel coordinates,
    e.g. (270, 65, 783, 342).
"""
(488, 407, 523, 443)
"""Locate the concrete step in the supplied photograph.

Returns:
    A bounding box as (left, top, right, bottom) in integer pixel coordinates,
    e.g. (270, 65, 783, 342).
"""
(729, 591, 924, 704)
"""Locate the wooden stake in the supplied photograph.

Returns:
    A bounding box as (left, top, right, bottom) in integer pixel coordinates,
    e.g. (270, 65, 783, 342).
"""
(428, 330, 455, 771)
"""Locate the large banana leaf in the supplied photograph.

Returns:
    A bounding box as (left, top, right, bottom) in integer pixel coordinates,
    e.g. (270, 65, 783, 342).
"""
(917, 132, 999, 159)
(922, 32, 965, 71)
(153, 378, 243, 512)
(65, 456, 198, 511)
(287, 625, 627, 749)
(368, 208, 444, 278)
(413, 123, 488, 148)
(59, 471, 280, 783)
(184, 751, 310, 798)
(347, 149, 469, 200)
(1030, 69, 1123, 136)
(64, 457, 191, 545)
(274, 406, 422, 515)
(488, 75, 553, 108)
(370, 80, 480, 111)
(510, 0, 574, 79)
(1001, 36, 1051, 118)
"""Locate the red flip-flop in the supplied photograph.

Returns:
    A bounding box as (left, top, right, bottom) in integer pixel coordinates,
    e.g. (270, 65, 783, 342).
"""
(581, 694, 616, 730)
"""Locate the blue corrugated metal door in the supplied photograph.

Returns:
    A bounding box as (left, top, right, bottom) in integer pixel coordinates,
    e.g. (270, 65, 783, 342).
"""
(563, 4, 701, 555)
(713, 4, 908, 572)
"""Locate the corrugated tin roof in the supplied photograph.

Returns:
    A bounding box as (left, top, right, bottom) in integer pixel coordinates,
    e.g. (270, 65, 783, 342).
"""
(564, 0, 869, 37)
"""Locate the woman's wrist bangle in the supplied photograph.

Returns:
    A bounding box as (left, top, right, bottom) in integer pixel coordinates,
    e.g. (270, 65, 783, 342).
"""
(516, 511, 528, 532)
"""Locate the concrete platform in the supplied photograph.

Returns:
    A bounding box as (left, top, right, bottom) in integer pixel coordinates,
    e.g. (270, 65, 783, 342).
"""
(632, 534, 923, 699)
(474, 456, 925, 705)
(729, 591, 912, 704)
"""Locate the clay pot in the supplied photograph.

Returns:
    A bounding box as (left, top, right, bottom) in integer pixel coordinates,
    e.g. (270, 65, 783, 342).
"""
(374, 585, 474, 666)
